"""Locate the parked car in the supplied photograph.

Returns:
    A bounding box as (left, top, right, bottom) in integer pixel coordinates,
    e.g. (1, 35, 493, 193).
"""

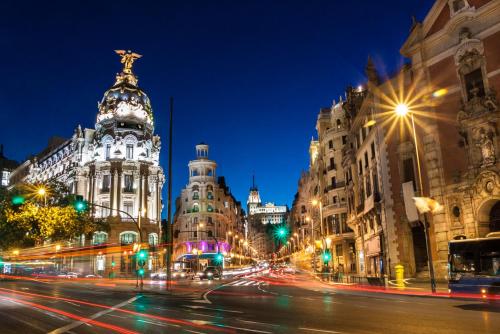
(199, 266, 222, 280)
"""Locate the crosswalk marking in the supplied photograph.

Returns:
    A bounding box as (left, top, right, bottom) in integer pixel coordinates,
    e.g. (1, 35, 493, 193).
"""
(226, 279, 261, 287)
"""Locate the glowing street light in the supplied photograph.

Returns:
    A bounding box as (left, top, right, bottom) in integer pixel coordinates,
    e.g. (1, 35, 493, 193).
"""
(395, 103, 409, 117)
(393, 103, 436, 293)
(37, 187, 46, 196)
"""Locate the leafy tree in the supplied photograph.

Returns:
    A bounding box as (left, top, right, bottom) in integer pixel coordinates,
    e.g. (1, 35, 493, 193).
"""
(0, 181, 109, 250)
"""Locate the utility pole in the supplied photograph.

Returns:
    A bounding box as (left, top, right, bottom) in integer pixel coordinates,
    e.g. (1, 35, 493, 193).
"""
(165, 97, 174, 290)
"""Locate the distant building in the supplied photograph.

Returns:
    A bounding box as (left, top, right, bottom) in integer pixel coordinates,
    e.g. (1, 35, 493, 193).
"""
(173, 144, 246, 268)
(0, 145, 18, 187)
(246, 179, 288, 256)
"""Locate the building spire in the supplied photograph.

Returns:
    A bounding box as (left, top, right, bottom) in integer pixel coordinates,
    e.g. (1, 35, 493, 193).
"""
(114, 50, 142, 86)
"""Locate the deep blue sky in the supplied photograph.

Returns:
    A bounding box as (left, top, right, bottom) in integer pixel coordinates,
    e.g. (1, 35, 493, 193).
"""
(0, 0, 434, 214)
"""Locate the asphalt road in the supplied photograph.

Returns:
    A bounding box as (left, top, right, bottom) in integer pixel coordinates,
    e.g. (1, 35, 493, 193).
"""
(0, 270, 499, 334)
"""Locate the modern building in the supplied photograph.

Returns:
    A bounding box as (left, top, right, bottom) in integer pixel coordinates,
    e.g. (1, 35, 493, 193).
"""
(9, 50, 165, 276)
(0, 145, 18, 188)
(173, 144, 246, 269)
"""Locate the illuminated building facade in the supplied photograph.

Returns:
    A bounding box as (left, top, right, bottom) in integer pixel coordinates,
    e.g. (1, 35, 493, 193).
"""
(173, 144, 245, 267)
(9, 51, 164, 276)
(399, 0, 500, 278)
(0, 145, 18, 188)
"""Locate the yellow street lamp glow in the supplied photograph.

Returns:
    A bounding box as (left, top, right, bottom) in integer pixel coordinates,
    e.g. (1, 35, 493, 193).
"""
(395, 103, 409, 117)
(243, 241, 248, 247)
(234, 235, 239, 239)
(432, 88, 448, 98)
(37, 187, 46, 196)
(305, 217, 311, 222)
(311, 199, 318, 206)
(192, 248, 199, 255)
(227, 231, 232, 235)
(12, 249, 19, 256)
(199, 223, 204, 228)
(55, 244, 61, 251)
(293, 233, 298, 237)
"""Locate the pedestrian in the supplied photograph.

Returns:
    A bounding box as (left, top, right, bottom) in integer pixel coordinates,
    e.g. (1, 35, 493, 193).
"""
(338, 264, 344, 283)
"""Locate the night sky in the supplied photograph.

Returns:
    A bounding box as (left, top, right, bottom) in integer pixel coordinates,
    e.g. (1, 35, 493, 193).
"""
(0, 0, 434, 215)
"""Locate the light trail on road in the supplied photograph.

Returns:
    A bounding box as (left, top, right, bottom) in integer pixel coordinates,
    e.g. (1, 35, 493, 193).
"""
(0, 287, 236, 333)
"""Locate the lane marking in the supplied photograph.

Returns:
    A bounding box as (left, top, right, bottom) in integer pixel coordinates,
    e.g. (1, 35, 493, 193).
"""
(185, 330, 206, 334)
(218, 325, 272, 333)
(299, 327, 341, 333)
(182, 305, 244, 314)
(48, 296, 141, 334)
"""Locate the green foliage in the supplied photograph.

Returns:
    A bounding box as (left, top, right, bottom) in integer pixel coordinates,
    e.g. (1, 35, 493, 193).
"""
(0, 181, 109, 250)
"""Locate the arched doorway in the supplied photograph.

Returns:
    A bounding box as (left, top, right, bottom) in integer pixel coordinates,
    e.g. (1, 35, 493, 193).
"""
(489, 201, 500, 232)
(411, 223, 428, 275)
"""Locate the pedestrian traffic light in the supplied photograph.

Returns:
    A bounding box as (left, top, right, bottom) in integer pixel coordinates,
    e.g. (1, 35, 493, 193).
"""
(138, 268, 145, 276)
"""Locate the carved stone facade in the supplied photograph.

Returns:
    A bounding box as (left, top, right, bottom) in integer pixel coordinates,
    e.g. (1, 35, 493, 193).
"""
(400, 0, 500, 278)
(9, 51, 165, 276)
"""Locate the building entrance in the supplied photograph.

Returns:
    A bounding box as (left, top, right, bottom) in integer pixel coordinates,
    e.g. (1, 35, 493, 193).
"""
(411, 224, 428, 274)
(489, 201, 500, 232)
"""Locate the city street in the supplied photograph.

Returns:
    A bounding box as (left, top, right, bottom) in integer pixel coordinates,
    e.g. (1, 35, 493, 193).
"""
(1, 270, 499, 334)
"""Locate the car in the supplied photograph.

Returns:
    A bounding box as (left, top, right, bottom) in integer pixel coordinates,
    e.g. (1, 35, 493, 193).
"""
(84, 274, 103, 279)
(199, 266, 222, 280)
(172, 268, 193, 280)
(151, 271, 167, 280)
(283, 267, 296, 274)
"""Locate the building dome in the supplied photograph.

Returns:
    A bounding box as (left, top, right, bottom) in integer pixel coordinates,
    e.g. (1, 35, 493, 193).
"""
(96, 50, 154, 128)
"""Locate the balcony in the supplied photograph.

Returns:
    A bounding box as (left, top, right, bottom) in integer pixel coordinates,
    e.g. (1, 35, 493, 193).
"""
(123, 187, 134, 194)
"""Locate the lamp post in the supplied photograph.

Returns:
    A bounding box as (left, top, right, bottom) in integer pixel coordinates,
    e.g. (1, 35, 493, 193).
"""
(305, 216, 316, 273)
(395, 103, 437, 293)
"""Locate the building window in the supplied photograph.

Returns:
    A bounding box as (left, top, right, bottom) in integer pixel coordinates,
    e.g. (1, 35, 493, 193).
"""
(371, 142, 376, 160)
(358, 160, 363, 174)
(192, 192, 199, 200)
(328, 140, 333, 149)
(207, 192, 214, 200)
(402, 158, 416, 190)
(342, 136, 347, 145)
(331, 177, 336, 188)
(207, 205, 214, 212)
(337, 119, 342, 129)
(105, 144, 111, 160)
(126, 144, 134, 159)
(464, 68, 485, 100)
(92, 232, 108, 245)
(149, 233, 158, 246)
(101, 201, 110, 217)
(120, 232, 137, 245)
(102, 174, 110, 192)
(333, 196, 338, 204)
(365, 175, 372, 198)
(364, 152, 369, 168)
(123, 201, 133, 217)
(192, 203, 199, 212)
(124, 174, 133, 192)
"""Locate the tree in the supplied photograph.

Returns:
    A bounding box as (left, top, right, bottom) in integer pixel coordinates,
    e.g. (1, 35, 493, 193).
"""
(0, 181, 109, 250)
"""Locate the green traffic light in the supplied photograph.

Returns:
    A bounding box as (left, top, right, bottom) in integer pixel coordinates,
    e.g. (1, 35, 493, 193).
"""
(138, 250, 148, 259)
(11, 195, 25, 206)
(138, 268, 145, 276)
(322, 252, 331, 262)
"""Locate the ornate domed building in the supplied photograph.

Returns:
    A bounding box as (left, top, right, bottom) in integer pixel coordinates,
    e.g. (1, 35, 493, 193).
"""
(9, 51, 165, 276)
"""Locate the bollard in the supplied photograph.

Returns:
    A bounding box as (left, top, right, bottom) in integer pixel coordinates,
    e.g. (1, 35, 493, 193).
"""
(395, 264, 405, 288)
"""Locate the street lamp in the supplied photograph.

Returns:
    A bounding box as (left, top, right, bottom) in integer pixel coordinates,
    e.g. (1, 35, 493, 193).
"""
(37, 186, 47, 206)
(395, 103, 437, 293)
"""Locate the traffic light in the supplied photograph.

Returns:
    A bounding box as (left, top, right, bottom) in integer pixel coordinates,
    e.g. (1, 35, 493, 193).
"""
(11, 195, 25, 206)
(215, 253, 223, 265)
(138, 268, 145, 276)
(322, 251, 331, 263)
(138, 250, 148, 260)
(73, 195, 88, 213)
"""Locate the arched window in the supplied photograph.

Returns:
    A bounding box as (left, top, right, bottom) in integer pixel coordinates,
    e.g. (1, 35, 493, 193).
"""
(120, 231, 138, 245)
(207, 204, 214, 212)
(208, 230, 213, 238)
(337, 119, 342, 129)
(192, 203, 200, 212)
(92, 232, 108, 245)
(149, 233, 158, 246)
(192, 185, 199, 191)
(207, 191, 213, 200)
(192, 169, 199, 177)
(207, 185, 213, 191)
(207, 169, 213, 176)
(193, 191, 199, 200)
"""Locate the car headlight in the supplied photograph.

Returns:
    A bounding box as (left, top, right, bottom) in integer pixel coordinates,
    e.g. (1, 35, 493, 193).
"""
(207, 272, 213, 277)
(181, 273, 185, 277)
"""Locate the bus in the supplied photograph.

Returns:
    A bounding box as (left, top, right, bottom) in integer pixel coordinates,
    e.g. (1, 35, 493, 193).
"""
(448, 234, 500, 297)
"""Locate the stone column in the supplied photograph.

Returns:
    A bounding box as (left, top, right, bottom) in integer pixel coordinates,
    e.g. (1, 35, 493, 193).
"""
(116, 164, 122, 217)
(110, 165, 116, 216)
